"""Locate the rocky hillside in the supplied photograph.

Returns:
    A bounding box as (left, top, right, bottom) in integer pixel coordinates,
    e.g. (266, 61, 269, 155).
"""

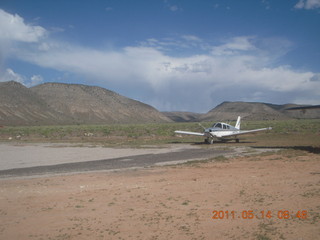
(0, 81, 171, 126)
(199, 102, 288, 121)
(200, 101, 320, 121)
(0, 81, 67, 126)
(162, 112, 202, 122)
(165, 102, 320, 122)
(1, 81, 318, 126)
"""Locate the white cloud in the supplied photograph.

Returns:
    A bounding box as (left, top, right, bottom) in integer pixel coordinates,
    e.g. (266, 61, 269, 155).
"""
(164, 0, 182, 12)
(169, 5, 178, 11)
(310, 73, 320, 81)
(0, 68, 44, 87)
(29, 74, 44, 86)
(181, 35, 202, 42)
(140, 36, 211, 53)
(211, 36, 256, 56)
(0, 9, 319, 111)
(11, 35, 320, 111)
(0, 68, 25, 83)
(0, 9, 47, 78)
(0, 9, 47, 43)
(295, 0, 320, 9)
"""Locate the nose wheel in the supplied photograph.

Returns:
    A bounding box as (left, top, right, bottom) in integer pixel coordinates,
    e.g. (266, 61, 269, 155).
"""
(205, 138, 214, 144)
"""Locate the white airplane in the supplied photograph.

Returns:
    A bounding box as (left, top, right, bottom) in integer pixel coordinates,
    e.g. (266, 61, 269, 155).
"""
(175, 116, 272, 144)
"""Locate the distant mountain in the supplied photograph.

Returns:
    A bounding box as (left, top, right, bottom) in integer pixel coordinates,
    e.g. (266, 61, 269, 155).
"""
(1, 81, 318, 126)
(165, 101, 320, 122)
(199, 102, 289, 121)
(162, 112, 202, 122)
(0, 81, 171, 126)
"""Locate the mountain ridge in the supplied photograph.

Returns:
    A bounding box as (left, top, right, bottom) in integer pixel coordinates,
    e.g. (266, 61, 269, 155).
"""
(1, 81, 319, 126)
(0, 81, 171, 126)
(164, 101, 320, 122)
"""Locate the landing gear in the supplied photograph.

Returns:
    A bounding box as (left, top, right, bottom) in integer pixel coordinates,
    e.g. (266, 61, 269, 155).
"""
(205, 138, 214, 144)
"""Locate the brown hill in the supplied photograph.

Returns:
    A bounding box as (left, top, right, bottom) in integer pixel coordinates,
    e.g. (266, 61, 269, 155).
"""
(199, 101, 320, 122)
(31, 82, 171, 124)
(0, 81, 68, 126)
(162, 112, 202, 122)
(164, 102, 320, 122)
(0, 81, 171, 126)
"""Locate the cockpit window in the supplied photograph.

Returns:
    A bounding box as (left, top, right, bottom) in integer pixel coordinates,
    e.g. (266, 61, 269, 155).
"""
(213, 123, 230, 129)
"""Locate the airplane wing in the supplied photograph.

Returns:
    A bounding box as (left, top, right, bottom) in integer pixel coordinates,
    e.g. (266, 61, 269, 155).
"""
(211, 127, 272, 138)
(174, 130, 205, 136)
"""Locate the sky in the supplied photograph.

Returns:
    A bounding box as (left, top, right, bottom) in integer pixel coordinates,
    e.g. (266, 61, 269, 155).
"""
(0, 0, 319, 113)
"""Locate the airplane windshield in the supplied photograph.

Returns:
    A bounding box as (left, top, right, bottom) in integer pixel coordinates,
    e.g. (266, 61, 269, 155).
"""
(213, 123, 222, 128)
(212, 123, 230, 129)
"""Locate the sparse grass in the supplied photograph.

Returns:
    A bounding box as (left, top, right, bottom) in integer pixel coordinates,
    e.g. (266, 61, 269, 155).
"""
(0, 119, 319, 148)
(309, 210, 320, 224)
(254, 221, 277, 240)
(181, 200, 191, 206)
(214, 155, 229, 162)
(301, 189, 320, 198)
(239, 189, 245, 197)
(256, 234, 271, 240)
(174, 154, 230, 168)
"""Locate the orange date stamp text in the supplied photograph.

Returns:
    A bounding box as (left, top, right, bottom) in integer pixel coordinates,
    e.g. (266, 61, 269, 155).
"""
(212, 210, 308, 220)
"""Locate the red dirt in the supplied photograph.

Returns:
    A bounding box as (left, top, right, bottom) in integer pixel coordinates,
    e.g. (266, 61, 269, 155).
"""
(1, 151, 319, 239)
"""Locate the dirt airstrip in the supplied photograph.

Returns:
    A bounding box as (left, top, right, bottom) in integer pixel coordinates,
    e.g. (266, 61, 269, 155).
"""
(0, 144, 319, 240)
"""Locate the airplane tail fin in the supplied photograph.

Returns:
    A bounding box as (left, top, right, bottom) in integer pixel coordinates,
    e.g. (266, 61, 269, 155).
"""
(235, 116, 241, 130)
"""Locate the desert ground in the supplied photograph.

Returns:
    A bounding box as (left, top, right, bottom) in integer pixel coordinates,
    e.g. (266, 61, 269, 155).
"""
(0, 141, 319, 240)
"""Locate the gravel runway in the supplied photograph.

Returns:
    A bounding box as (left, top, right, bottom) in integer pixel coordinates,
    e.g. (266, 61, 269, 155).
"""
(0, 143, 233, 178)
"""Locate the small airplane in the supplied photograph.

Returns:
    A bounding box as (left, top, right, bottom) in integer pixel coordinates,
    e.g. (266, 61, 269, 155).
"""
(175, 116, 272, 144)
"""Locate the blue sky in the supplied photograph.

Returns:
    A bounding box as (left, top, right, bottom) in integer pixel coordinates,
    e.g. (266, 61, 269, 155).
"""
(0, 0, 319, 112)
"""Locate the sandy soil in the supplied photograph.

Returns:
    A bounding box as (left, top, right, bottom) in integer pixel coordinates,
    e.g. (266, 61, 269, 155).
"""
(0, 146, 319, 240)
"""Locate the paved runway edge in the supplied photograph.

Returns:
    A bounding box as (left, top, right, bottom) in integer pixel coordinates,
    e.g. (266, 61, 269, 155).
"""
(0, 148, 232, 178)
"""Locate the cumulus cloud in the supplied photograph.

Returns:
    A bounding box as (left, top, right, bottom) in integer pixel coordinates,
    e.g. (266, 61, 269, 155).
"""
(0, 68, 44, 87)
(211, 36, 256, 56)
(0, 9, 319, 111)
(310, 73, 320, 81)
(140, 35, 211, 53)
(163, 0, 182, 12)
(0, 9, 47, 87)
(29, 74, 44, 86)
(181, 35, 202, 42)
(8, 35, 320, 111)
(0, 68, 25, 83)
(295, 0, 320, 9)
(169, 5, 179, 11)
(0, 9, 47, 43)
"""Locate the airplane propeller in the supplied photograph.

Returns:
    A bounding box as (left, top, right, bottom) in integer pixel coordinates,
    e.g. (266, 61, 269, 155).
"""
(198, 123, 206, 131)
